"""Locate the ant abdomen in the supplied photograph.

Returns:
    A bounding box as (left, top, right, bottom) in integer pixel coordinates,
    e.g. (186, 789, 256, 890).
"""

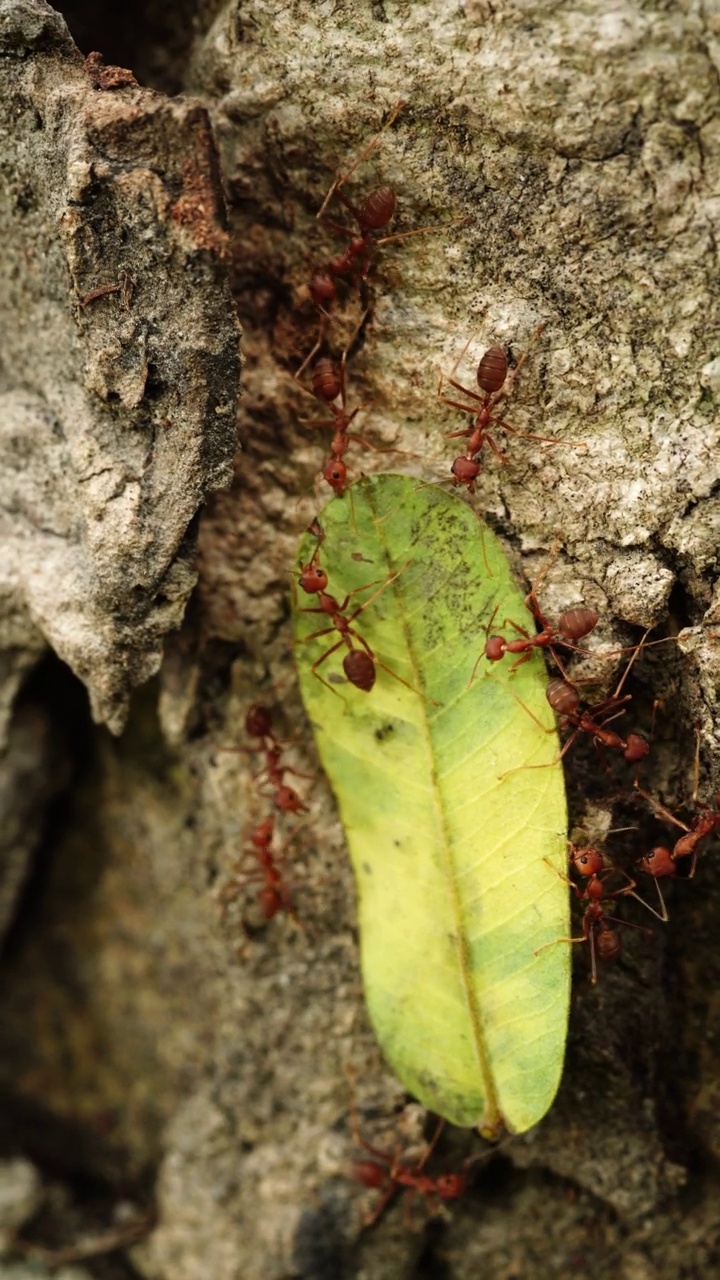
(344, 649, 376, 692)
(312, 358, 343, 404)
(476, 347, 508, 396)
(546, 678, 580, 717)
(309, 272, 337, 307)
(595, 924, 622, 964)
(359, 185, 397, 231)
(558, 608, 599, 641)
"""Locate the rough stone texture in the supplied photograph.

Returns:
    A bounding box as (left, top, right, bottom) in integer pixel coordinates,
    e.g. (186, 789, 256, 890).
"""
(2, 1, 720, 1279)
(0, 1159, 41, 1253)
(0, 699, 73, 940)
(0, 0, 241, 736)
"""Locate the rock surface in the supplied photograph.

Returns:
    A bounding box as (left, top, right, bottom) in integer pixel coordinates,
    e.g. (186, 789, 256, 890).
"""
(1, 1, 720, 1278)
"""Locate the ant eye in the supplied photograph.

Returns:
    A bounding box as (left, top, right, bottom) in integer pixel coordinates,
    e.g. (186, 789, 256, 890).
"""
(579, 855, 589, 868)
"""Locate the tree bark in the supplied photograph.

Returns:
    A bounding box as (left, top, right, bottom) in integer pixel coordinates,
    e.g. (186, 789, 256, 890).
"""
(1, 1, 720, 1277)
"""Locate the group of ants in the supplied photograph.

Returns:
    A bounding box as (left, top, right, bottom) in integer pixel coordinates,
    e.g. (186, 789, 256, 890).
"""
(219, 103, 719, 1226)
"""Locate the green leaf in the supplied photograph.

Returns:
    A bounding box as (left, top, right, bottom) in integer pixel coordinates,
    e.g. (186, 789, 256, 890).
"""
(293, 475, 569, 1135)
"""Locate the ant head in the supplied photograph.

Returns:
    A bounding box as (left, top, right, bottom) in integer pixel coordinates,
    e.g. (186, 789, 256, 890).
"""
(624, 733, 649, 763)
(485, 635, 506, 662)
(570, 845, 604, 877)
(343, 649, 376, 692)
(324, 458, 348, 496)
(451, 455, 481, 488)
(636, 845, 675, 877)
(435, 1172, 468, 1199)
(274, 785, 308, 814)
(250, 817, 274, 848)
(245, 703, 273, 739)
(299, 563, 329, 594)
(309, 272, 336, 307)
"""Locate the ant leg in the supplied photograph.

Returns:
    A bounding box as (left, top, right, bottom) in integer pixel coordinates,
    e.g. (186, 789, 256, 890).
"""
(317, 214, 357, 238)
(494, 417, 575, 446)
(329, 99, 407, 200)
(374, 215, 470, 248)
(491, 322, 547, 406)
(497, 730, 579, 780)
(295, 315, 330, 382)
(522, 588, 554, 633)
(363, 1179, 399, 1229)
(441, 334, 475, 389)
(309, 642, 351, 701)
(534, 933, 588, 955)
(442, 384, 484, 407)
(345, 432, 419, 461)
(633, 783, 691, 834)
(692, 725, 701, 802)
(613, 627, 654, 699)
(415, 1117, 446, 1173)
(627, 879, 669, 923)
(344, 564, 411, 623)
(296, 624, 337, 643)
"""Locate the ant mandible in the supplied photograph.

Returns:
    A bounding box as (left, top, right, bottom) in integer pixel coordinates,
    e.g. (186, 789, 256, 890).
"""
(296, 531, 417, 698)
(438, 325, 575, 491)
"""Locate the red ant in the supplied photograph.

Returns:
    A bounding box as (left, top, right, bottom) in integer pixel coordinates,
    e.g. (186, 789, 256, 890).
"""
(244, 702, 311, 814)
(540, 844, 656, 984)
(307, 100, 407, 316)
(297, 358, 403, 498)
(634, 786, 720, 880)
(296, 534, 417, 698)
(438, 326, 576, 490)
(498, 633, 654, 781)
(473, 591, 599, 684)
(298, 101, 465, 375)
(545, 677, 650, 765)
(218, 816, 299, 924)
(347, 1075, 469, 1226)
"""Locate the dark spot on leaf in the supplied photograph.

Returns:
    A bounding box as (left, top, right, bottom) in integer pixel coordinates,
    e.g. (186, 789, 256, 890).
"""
(374, 723, 395, 741)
